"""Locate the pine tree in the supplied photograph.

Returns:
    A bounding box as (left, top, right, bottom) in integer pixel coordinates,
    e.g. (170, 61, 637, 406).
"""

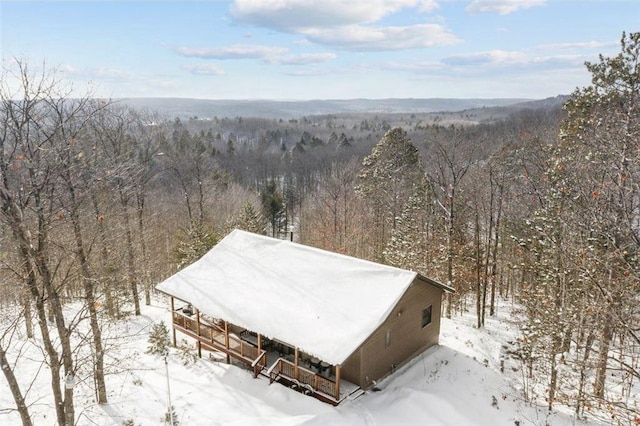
(383, 185, 434, 273)
(174, 225, 220, 270)
(261, 178, 285, 238)
(560, 31, 640, 405)
(230, 201, 267, 235)
(146, 321, 171, 358)
(509, 32, 640, 420)
(356, 127, 424, 259)
(163, 406, 179, 425)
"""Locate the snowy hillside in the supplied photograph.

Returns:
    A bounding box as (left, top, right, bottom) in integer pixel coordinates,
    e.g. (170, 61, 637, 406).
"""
(1, 298, 600, 425)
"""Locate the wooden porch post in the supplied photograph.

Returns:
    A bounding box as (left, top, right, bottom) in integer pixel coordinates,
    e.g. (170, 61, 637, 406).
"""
(170, 297, 176, 346)
(224, 321, 230, 364)
(195, 308, 202, 358)
(334, 365, 341, 401)
(254, 334, 263, 379)
(294, 347, 299, 381)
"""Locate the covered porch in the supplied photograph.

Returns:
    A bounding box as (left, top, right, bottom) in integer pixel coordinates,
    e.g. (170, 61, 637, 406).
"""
(170, 297, 353, 404)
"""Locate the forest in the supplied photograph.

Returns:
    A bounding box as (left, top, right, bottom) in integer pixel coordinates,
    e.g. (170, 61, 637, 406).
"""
(0, 33, 638, 425)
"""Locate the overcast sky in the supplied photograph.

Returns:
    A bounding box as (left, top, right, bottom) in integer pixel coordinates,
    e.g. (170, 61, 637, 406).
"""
(1, 0, 638, 100)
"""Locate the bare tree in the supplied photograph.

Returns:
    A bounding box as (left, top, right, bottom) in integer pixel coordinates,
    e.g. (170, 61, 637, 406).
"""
(0, 315, 33, 426)
(301, 159, 368, 257)
(425, 125, 475, 317)
(53, 101, 109, 404)
(160, 121, 218, 229)
(90, 105, 146, 316)
(0, 59, 79, 426)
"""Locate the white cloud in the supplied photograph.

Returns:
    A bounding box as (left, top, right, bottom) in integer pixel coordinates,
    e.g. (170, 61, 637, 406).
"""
(442, 50, 529, 66)
(58, 64, 79, 74)
(465, 0, 547, 15)
(282, 68, 331, 77)
(175, 45, 287, 60)
(230, 0, 439, 30)
(417, 0, 439, 13)
(440, 49, 587, 73)
(272, 53, 337, 65)
(183, 63, 226, 76)
(175, 44, 336, 66)
(382, 60, 445, 73)
(58, 64, 134, 80)
(536, 40, 617, 50)
(303, 24, 459, 51)
(229, 0, 449, 51)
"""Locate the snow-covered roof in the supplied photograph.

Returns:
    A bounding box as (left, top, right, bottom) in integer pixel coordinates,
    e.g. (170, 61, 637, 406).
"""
(156, 229, 423, 365)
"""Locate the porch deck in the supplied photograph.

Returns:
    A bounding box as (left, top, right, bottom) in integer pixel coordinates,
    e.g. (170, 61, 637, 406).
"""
(171, 309, 356, 404)
(267, 357, 359, 404)
(172, 310, 267, 377)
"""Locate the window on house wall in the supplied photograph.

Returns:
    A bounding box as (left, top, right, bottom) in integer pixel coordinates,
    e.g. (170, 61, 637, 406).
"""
(422, 305, 432, 328)
(385, 329, 391, 348)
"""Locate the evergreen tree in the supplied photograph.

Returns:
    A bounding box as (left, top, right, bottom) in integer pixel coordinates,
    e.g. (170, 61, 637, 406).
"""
(230, 201, 267, 235)
(356, 127, 424, 259)
(146, 321, 171, 358)
(163, 406, 179, 426)
(559, 31, 640, 405)
(174, 225, 220, 270)
(510, 32, 640, 420)
(383, 184, 434, 273)
(261, 179, 285, 238)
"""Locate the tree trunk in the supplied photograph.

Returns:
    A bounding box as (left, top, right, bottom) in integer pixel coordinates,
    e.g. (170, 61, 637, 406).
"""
(576, 330, 595, 417)
(1, 159, 72, 426)
(91, 194, 117, 318)
(489, 173, 503, 316)
(30, 268, 67, 425)
(123, 205, 141, 316)
(0, 343, 33, 426)
(197, 167, 205, 228)
(481, 178, 495, 326)
(22, 287, 33, 339)
(68, 195, 108, 404)
(548, 340, 559, 411)
(119, 187, 141, 316)
(13, 200, 74, 425)
(593, 311, 613, 399)
(475, 210, 482, 328)
(445, 201, 454, 318)
(136, 191, 151, 306)
(41, 258, 75, 426)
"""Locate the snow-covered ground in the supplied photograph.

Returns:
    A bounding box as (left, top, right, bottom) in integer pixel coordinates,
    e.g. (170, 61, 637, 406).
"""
(1, 298, 599, 425)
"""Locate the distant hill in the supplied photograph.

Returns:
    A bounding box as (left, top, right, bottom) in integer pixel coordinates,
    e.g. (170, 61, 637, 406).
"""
(119, 97, 550, 119)
(438, 95, 569, 124)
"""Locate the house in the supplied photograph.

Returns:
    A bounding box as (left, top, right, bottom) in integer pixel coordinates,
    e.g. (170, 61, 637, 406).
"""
(156, 229, 453, 404)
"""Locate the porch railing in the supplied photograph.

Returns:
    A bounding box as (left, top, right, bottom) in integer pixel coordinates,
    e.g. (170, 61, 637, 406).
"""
(172, 311, 266, 375)
(268, 357, 337, 400)
(173, 311, 337, 399)
(173, 311, 199, 334)
(251, 351, 267, 378)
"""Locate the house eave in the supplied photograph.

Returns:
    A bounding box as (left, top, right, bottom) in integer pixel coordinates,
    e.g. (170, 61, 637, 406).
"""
(416, 273, 456, 293)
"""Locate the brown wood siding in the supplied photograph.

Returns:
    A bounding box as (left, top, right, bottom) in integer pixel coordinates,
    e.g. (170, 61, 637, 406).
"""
(346, 278, 443, 388)
(340, 346, 361, 385)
